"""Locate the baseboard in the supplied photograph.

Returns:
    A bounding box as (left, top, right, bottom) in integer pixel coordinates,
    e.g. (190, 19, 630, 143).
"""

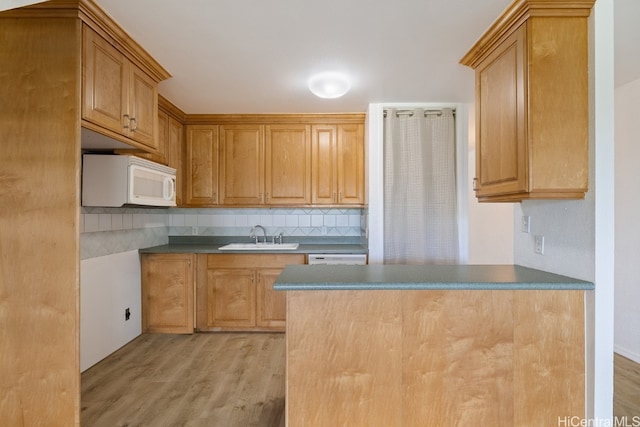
(614, 345, 640, 364)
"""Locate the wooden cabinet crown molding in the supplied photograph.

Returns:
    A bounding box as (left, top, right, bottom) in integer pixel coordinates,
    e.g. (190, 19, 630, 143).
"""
(159, 95, 187, 122)
(460, 0, 595, 69)
(5, 0, 171, 83)
(185, 113, 366, 126)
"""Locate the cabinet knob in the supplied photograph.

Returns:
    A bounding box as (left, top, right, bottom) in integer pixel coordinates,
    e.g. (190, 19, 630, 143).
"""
(123, 114, 130, 129)
(130, 117, 137, 131)
(472, 178, 478, 191)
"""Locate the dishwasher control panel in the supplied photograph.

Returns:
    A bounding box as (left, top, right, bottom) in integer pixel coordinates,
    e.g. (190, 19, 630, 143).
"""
(307, 254, 367, 265)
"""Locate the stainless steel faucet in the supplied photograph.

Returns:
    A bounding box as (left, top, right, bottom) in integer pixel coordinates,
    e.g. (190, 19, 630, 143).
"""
(250, 225, 267, 243)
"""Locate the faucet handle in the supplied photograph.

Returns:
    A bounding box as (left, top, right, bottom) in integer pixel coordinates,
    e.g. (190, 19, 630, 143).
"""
(249, 227, 258, 243)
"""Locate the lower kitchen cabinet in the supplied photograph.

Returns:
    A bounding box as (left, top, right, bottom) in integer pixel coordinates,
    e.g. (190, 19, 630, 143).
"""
(141, 253, 195, 334)
(196, 253, 305, 332)
(256, 269, 288, 329)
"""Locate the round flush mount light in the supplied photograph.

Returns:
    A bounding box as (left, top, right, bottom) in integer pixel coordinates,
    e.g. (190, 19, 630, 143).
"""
(308, 72, 351, 99)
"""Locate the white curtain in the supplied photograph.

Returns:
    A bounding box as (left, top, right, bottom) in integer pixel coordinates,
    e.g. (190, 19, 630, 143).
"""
(383, 108, 458, 264)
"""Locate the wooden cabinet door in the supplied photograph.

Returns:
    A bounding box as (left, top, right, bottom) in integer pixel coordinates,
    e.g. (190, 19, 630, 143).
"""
(474, 24, 527, 198)
(311, 125, 338, 204)
(219, 125, 265, 205)
(141, 254, 194, 334)
(201, 268, 256, 329)
(337, 124, 365, 205)
(157, 110, 169, 164)
(256, 268, 286, 330)
(265, 124, 311, 205)
(82, 26, 128, 135)
(185, 125, 219, 206)
(167, 117, 184, 205)
(312, 124, 364, 205)
(82, 26, 160, 152)
(128, 64, 158, 150)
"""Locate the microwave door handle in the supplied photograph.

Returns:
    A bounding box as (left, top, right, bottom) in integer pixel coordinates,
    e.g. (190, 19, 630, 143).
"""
(164, 176, 175, 201)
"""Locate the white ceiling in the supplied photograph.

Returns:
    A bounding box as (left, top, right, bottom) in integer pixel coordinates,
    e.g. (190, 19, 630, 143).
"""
(93, 0, 639, 115)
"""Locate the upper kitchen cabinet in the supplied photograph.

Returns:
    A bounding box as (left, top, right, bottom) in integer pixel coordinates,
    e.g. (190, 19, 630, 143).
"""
(184, 125, 219, 206)
(265, 124, 311, 205)
(159, 97, 185, 205)
(219, 124, 265, 205)
(184, 114, 365, 207)
(312, 123, 365, 206)
(219, 123, 312, 206)
(460, 0, 594, 202)
(82, 23, 170, 152)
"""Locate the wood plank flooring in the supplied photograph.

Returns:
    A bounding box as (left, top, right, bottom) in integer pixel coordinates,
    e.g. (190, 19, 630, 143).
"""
(82, 334, 640, 426)
(81, 333, 285, 427)
(614, 353, 640, 419)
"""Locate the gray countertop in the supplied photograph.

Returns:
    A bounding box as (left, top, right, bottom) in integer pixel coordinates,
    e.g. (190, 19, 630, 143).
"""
(139, 236, 367, 255)
(274, 264, 594, 291)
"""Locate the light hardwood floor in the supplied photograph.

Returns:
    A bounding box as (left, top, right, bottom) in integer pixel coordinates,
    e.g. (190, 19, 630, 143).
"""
(82, 334, 640, 426)
(81, 333, 285, 427)
(614, 353, 640, 419)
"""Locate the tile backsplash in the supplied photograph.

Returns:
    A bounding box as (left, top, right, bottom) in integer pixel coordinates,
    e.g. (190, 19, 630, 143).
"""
(81, 207, 366, 259)
(169, 208, 364, 238)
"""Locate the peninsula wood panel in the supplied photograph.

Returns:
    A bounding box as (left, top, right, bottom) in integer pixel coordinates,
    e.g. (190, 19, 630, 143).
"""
(286, 291, 403, 426)
(286, 289, 585, 426)
(0, 17, 81, 426)
(512, 290, 585, 425)
(401, 290, 515, 426)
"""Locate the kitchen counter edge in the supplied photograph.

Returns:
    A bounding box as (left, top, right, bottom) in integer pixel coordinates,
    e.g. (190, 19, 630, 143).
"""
(138, 243, 367, 255)
(273, 264, 594, 291)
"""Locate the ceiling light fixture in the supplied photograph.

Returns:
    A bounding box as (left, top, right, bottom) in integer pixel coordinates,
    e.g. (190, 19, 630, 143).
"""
(308, 72, 351, 99)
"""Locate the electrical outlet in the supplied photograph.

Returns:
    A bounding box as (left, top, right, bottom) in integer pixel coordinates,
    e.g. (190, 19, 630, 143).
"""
(125, 307, 131, 321)
(521, 215, 531, 233)
(191, 226, 198, 235)
(535, 235, 545, 255)
(321, 226, 327, 235)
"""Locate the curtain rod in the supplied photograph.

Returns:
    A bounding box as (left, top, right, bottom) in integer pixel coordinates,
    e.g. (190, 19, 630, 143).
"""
(383, 108, 456, 118)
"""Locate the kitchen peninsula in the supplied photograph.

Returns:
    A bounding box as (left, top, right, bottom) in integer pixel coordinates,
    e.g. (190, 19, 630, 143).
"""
(275, 264, 593, 427)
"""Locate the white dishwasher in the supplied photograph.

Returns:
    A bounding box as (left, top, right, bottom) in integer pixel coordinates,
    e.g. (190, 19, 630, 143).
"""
(307, 254, 367, 265)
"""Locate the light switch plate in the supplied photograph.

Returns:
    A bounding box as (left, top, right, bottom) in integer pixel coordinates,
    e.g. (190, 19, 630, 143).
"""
(535, 235, 545, 254)
(522, 216, 531, 233)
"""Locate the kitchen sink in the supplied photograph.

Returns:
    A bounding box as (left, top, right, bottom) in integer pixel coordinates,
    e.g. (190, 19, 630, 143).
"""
(218, 243, 300, 251)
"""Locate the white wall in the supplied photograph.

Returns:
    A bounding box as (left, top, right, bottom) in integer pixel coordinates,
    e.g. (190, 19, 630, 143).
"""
(465, 103, 514, 264)
(80, 207, 169, 371)
(614, 77, 640, 363)
(80, 250, 142, 371)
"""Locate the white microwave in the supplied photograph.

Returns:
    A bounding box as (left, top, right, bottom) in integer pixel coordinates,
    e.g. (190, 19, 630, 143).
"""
(82, 154, 176, 207)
